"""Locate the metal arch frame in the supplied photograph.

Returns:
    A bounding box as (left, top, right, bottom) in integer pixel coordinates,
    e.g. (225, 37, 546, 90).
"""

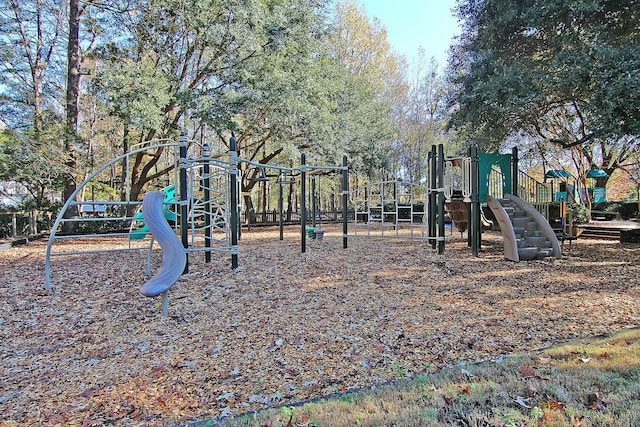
(45, 139, 183, 289)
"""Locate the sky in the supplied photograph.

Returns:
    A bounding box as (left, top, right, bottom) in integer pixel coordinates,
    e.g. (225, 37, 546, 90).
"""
(358, 0, 461, 67)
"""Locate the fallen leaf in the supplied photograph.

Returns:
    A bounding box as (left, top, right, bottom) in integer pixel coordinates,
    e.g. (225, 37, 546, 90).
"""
(537, 356, 553, 364)
(547, 399, 566, 410)
(217, 392, 234, 401)
(298, 414, 311, 423)
(461, 368, 474, 377)
(514, 395, 531, 408)
(5, 226, 640, 425)
(518, 363, 544, 380)
(81, 388, 103, 398)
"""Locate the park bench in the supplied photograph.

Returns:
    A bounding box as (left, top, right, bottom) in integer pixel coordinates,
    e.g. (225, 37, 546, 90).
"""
(78, 203, 107, 217)
(305, 226, 326, 241)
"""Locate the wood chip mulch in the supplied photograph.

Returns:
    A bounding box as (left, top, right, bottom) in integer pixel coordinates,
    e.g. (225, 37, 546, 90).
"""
(1, 225, 639, 426)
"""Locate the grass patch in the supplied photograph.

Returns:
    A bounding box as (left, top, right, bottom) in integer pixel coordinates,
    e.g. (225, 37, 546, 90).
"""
(199, 328, 640, 427)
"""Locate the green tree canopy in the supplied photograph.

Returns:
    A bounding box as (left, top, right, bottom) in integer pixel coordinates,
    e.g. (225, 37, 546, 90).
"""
(449, 0, 640, 205)
(450, 0, 639, 148)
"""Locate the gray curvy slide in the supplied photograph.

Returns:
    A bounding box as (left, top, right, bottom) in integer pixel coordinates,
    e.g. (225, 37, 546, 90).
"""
(139, 191, 186, 297)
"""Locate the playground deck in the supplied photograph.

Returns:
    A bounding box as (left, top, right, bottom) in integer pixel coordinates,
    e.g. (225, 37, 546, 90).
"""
(2, 226, 639, 425)
(576, 219, 640, 240)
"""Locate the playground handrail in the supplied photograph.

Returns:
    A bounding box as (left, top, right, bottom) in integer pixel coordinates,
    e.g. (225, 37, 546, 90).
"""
(486, 167, 552, 205)
(517, 170, 553, 204)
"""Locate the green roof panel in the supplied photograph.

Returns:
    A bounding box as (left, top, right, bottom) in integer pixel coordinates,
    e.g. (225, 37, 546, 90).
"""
(544, 170, 571, 179)
(587, 169, 608, 178)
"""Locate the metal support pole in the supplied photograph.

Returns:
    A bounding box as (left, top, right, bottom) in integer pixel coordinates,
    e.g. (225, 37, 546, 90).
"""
(429, 145, 437, 249)
(311, 176, 317, 228)
(301, 153, 307, 253)
(203, 143, 211, 263)
(512, 146, 519, 197)
(467, 146, 472, 248)
(342, 156, 348, 249)
(470, 144, 480, 257)
(437, 144, 445, 255)
(11, 213, 17, 238)
(179, 134, 189, 273)
(229, 136, 239, 269)
(279, 174, 284, 241)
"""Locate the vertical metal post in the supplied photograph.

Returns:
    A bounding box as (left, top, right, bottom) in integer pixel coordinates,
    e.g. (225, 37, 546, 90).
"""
(393, 180, 398, 235)
(11, 213, 17, 238)
(179, 134, 189, 273)
(203, 143, 211, 263)
(279, 172, 284, 241)
(471, 144, 480, 257)
(429, 145, 437, 249)
(437, 144, 445, 255)
(467, 146, 472, 248)
(229, 136, 239, 269)
(311, 176, 317, 228)
(560, 197, 567, 233)
(511, 146, 519, 197)
(342, 155, 348, 249)
(301, 153, 307, 253)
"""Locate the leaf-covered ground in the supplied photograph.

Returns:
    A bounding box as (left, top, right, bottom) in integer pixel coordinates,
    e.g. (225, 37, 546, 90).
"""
(1, 226, 639, 426)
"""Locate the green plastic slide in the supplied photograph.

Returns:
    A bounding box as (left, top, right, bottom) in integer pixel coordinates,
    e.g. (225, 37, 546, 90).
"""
(129, 185, 178, 240)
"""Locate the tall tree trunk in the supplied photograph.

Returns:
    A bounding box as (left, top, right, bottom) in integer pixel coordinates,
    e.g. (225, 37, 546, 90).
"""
(62, 0, 81, 232)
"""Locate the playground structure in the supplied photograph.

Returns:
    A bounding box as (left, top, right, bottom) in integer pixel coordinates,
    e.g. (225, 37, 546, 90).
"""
(351, 180, 430, 238)
(45, 136, 569, 314)
(348, 144, 457, 255)
(45, 135, 348, 312)
(347, 145, 558, 258)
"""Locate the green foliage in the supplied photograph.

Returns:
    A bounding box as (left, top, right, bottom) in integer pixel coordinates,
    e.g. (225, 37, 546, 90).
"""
(93, 58, 172, 133)
(549, 201, 592, 223)
(280, 406, 294, 418)
(72, 218, 130, 235)
(450, 0, 640, 154)
(568, 203, 590, 224)
(593, 201, 639, 220)
(594, 201, 623, 213)
(0, 212, 56, 238)
(0, 0, 66, 130)
(3, 0, 409, 208)
(0, 127, 66, 209)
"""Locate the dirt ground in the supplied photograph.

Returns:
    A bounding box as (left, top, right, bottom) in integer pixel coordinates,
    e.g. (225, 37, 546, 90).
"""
(1, 225, 639, 426)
